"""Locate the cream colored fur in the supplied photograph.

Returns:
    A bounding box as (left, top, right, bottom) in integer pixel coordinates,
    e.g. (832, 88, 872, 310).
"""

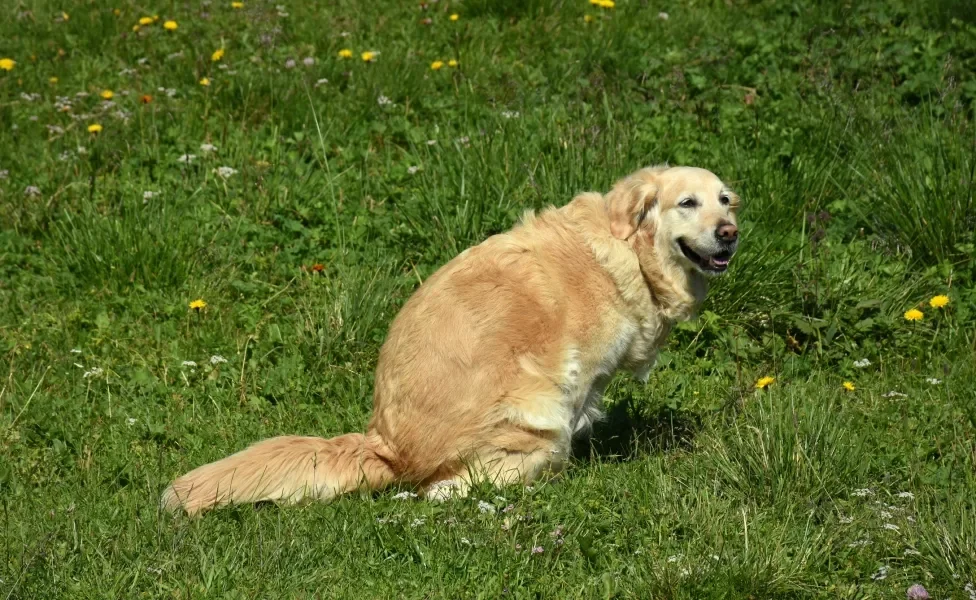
(162, 165, 741, 515)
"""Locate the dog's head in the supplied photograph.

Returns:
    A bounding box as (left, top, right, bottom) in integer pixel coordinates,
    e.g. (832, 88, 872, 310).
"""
(605, 165, 740, 277)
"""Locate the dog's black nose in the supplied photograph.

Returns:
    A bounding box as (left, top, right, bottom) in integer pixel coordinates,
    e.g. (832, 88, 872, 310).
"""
(716, 222, 738, 242)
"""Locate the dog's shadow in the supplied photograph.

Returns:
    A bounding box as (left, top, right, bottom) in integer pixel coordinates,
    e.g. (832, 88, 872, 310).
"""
(572, 396, 702, 464)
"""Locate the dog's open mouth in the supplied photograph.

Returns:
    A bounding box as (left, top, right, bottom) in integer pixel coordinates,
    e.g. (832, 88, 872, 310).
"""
(678, 238, 733, 273)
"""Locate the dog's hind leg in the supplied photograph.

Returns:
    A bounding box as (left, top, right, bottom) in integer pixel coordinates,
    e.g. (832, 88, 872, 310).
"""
(422, 436, 568, 501)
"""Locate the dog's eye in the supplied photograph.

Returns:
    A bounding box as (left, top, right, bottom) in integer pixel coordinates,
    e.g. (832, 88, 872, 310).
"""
(719, 195, 730, 206)
(679, 197, 698, 209)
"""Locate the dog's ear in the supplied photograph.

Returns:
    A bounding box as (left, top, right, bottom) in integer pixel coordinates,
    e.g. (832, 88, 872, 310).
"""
(606, 179, 659, 240)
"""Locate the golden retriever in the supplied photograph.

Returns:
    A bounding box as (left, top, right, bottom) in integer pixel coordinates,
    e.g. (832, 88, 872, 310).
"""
(162, 165, 741, 515)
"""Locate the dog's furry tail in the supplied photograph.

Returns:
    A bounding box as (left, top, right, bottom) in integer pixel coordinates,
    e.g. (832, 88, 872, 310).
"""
(161, 432, 397, 516)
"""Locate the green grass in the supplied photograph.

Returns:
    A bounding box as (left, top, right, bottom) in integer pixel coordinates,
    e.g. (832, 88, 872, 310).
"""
(2, 0, 976, 597)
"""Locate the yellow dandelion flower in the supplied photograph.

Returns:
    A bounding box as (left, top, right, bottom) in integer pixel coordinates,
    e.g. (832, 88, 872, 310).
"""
(842, 381, 856, 392)
(139, 16, 153, 25)
(189, 299, 207, 310)
(584, 14, 595, 23)
(212, 48, 225, 62)
(232, 1, 244, 7)
(0, 58, 15, 71)
(153, 15, 160, 22)
(755, 376, 775, 390)
(449, 13, 459, 21)
(448, 59, 458, 67)
(132, 24, 141, 32)
(199, 77, 211, 86)
(589, 0, 615, 7)
(100, 89, 114, 99)
(430, 60, 444, 70)
(929, 295, 950, 309)
(87, 123, 103, 133)
(113, 9, 121, 16)
(361, 51, 376, 62)
(163, 20, 178, 30)
(338, 48, 353, 58)
(49, 76, 58, 84)
(61, 12, 70, 21)
(904, 308, 923, 322)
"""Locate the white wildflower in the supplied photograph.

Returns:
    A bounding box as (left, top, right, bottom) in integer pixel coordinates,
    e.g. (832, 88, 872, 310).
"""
(658, 11, 669, 20)
(883, 391, 907, 398)
(426, 139, 437, 146)
(407, 165, 419, 175)
(839, 515, 854, 524)
(926, 378, 941, 385)
(903, 548, 921, 556)
(315, 78, 329, 87)
(500, 110, 520, 119)
(209, 355, 228, 365)
(477, 500, 496, 514)
(70, 348, 82, 354)
(126, 417, 137, 426)
(143, 191, 159, 201)
(410, 518, 425, 528)
(880, 510, 893, 519)
(392, 491, 417, 500)
(181, 360, 198, 368)
(177, 154, 197, 164)
(897, 491, 915, 500)
(215, 166, 238, 178)
(83, 367, 104, 379)
(848, 539, 871, 548)
(965, 582, 976, 600)
(377, 95, 392, 106)
(24, 185, 41, 197)
(853, 358, 871, 368)
(883, 523, 900, 532)
(852, 488, 874, 497)
(871, 565, 888, 581)
(200, 143, 217, 153)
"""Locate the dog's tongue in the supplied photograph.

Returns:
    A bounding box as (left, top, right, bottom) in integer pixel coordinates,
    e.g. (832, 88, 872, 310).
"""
(710, 256, 730, 267)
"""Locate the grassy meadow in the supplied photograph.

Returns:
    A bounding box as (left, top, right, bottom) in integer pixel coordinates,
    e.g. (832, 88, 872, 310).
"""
(2, 0, 976, 597)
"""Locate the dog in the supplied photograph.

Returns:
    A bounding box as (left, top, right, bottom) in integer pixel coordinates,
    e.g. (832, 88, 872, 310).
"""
(162, 165, 740, 515)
